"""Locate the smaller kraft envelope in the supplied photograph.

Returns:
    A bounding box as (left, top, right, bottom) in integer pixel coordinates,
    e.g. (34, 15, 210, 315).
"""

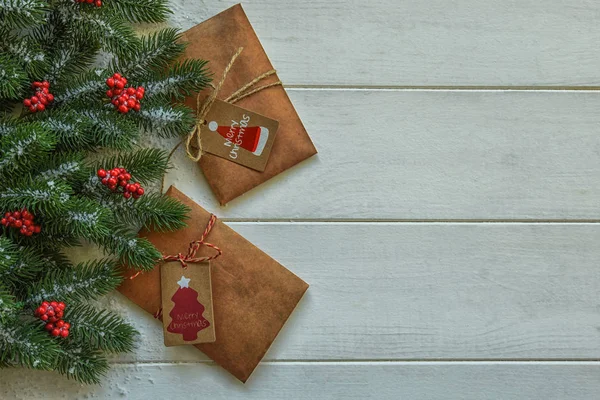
(181, 3, 318, 205)
(118, 186, 309, 382)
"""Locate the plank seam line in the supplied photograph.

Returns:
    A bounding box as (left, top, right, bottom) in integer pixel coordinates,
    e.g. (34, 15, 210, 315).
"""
(222, 219, 600, 224)
(286, 85, 600, 92)
(109, 360, 600, 366)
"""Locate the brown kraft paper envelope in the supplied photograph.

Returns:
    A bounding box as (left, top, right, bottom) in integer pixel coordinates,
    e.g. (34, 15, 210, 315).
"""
(181, 4, 318, 205)
(118, 186, 309, 382)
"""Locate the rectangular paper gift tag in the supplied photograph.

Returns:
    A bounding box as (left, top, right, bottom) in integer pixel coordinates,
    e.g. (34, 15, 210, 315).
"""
(160, 262, 216, 346)
(202, 99, 279, 172)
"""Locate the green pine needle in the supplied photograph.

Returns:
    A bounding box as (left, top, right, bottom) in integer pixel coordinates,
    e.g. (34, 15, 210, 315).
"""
(104, 0, 171, 23)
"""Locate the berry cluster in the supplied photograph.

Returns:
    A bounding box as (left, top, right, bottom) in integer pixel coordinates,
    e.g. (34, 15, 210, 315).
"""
(97, 168, 145, 199)
(105, 73, 145, 114)
(75, 0, 102, 7)
(35, 301, 71, 338)
(1, 209, 41, 236)
(23, 81, 54, 113)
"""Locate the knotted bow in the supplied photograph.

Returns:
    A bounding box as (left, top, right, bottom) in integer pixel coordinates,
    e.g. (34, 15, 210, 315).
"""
(162, 213, 221, 268)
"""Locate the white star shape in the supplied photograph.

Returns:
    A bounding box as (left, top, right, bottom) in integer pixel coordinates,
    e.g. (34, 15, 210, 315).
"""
(177, 276, 191, 288)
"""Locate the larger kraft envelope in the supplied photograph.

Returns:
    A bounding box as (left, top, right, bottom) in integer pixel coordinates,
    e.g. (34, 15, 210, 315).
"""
(118, 186, 309, 382)
(181, 4, 318, 205)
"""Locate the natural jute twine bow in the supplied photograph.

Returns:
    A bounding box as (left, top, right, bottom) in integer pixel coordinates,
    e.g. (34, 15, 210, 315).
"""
(184, 46, 282, 162)
(128, 214, 222, 281)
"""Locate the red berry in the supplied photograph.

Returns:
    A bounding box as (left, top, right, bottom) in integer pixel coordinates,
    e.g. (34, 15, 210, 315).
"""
(113, 89, 122, 96)
(97, 169, 107, 178)
(50, 301, 58, 308)
(136, 188, 145, 196)
(133, 103, 141, 112)
(40, 314, 48, 321)
(60, 329, 69, 338)
(113, 73, 121, 79)
(0, 218, 6, 225)
(106, 90, 114, 98)
(118, 105, 129, 113)
(42, 81, 49, 88)
(47, 309, 55, 317)
(13, 211, 20, 219)
(46, 323, 55, 331)
(115, 80, 125, 89)
(14, 220, 22, 228)
(23, 219, 31, 227)
(29, 105, 37, 112)
(37, 103, 45, 111)
(123, 192, 132, 199)
(51, 329, 60, 337)
(30, 96, 38, 104)
(56, 320, 64, 328)
(127, 99, 136, 108)
(47, 94, 54, 102)
(48, 315, 58, 323)
(63, 322, 71, 330)
(41, 301, 49, 307)
(126, 87, 135, 95)
(107, 178, 117, 186)
(36, 307, 45, 315)
(56, 310, 63, 318)
(106, 78, 115, 87)
(23, 99, 31, 107)
(33, 225, 41, 234)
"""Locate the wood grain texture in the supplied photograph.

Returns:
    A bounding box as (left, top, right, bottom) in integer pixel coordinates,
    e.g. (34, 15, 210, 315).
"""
(157, 89, 600, 220)
(167, 0, 600, 86)
(2, 362, 600, 399)
(101, 223, 600, 363)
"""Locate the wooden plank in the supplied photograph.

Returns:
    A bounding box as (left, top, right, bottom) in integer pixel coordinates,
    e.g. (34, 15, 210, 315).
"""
(163, 89, 600, 220)
(167, 0, 600, 86)
(101, 223, 600, 363)
(2, 362, 600, 399)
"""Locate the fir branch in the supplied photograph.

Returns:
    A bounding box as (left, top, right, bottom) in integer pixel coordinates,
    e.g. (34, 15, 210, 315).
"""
(25, 259, 122, 306)
(36, 152, 87, 183)
(0, 178, 72, 216)
(37, 111, 96, 150)
(127, 193, 189, 232)
(0, 122, 55, 177)
(115, 28, 185, 77)
(0, 286, 17, 320)
(46, 43, 99, 85)
(0, 55, 28, 99)
(54, 70, 106, 105)
(0, 240, 46, 286)
(2, 35, 48, 79)
(65, 304, 138, 353)
(0, 0, 46, 30)
(82, 107, 140, 149)
(56, 343, 108, 384)
(105, 0, 170, 23)
(135, 101, 195, 138)
(0, 317, 61, 370)
(43, 198, 112, 241)
(98, 229, 160, 270)
(143, 59, 210, 100)
(72, 13, 138, 56)
(95, 147, 170, 184)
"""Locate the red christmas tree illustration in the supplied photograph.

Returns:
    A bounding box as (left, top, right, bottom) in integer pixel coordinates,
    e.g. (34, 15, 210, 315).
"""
(167, 276, 210, 341)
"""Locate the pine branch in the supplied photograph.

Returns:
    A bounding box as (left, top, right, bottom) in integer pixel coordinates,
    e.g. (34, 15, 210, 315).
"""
(66, 304, 138, 353)
(0, 55, 28, 99)
(127, 193, 189, 232)
(2, 35, 48, 79)
(135, 101, 195, 138)
(143, 59, 211, 100)
(72, 13, 138, 56)
(95, 147, 170, 184)
(115, 28, 185, 77)
(0, 0, 46, 30)
(105, 0, 170, 23)
(46, 43, 100, 85)
(0, 317, 61, 370)
(25, 259, 122, 306)
(56, 343, 108, 384)
(0, 239, 46, 287)
(54, 71, 106, 105)
(0, 178, 72, 216)
(0, 122, 55, 177)
(82, 107, 140, 149)
(43, 198, 112, 241)
(36, 152, 87, 183)
(98, 229, 161, 271)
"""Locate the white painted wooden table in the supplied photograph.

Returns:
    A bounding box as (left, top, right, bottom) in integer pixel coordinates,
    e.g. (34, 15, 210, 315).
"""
(3, 1, 600, 398)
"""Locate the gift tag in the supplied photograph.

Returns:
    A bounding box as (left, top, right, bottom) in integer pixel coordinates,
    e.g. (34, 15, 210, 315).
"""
(201, 99, 279, 171)
(160, 262, 216, 346)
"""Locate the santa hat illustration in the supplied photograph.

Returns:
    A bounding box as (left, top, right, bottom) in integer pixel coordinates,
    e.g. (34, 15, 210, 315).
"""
(208, 121, 269, 156)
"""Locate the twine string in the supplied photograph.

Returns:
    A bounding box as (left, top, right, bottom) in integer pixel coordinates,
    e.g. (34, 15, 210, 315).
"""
(184, 46, 282, 162)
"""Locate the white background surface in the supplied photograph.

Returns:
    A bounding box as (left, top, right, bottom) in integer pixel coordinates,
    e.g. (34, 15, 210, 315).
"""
(2, 1, 600, 398)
